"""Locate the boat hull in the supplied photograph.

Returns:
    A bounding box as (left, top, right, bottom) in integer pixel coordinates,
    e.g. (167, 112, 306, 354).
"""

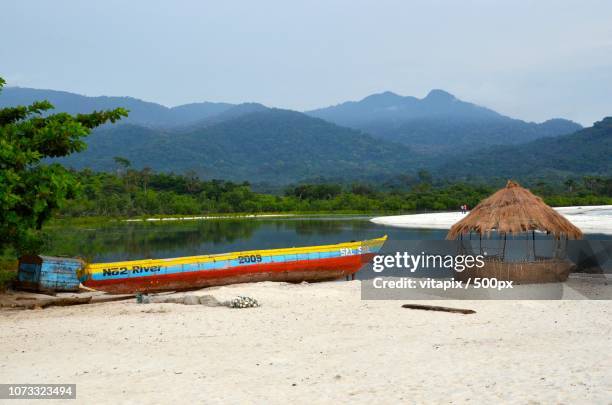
(82, 236, 386, 294)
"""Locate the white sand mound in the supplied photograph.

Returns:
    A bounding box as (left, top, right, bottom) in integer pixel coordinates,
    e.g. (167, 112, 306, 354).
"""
(371, 205, 612, 235)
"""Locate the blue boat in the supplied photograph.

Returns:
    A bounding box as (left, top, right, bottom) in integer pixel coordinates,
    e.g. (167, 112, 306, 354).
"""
(17, 255, 82, 293)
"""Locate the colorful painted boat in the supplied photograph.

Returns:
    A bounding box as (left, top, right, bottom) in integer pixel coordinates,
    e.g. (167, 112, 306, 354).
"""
(18, 255, 82, 293)
(79, 236, 387, 294)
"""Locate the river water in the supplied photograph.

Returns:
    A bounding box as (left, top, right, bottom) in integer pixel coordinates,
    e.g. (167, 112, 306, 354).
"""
(44, 216, 611, 278)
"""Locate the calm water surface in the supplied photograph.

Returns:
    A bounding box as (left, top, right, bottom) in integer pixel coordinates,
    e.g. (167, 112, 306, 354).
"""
(45, 216, 445, 262)
(44, 216, 610, 278)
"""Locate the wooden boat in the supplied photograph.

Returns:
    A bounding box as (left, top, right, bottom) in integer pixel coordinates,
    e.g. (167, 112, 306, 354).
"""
(79, 236, 387, 294)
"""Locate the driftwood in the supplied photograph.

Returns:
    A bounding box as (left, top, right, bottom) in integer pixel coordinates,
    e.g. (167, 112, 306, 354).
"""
(90, 295, 136, 304)
(5, 294, 135, 310)
(402, 304, 476, 314)
(20, 296, 93, 309)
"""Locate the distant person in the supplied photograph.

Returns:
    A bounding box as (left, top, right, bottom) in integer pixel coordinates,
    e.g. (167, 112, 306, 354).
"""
(460, 204, 466, 214)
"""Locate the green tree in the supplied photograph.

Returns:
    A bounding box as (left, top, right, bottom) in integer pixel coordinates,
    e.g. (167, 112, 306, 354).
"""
(113, 156, 131, 173)
(0, 77, 127, 253)
(140, 166, 152, 194)
(564, 178, 576, 193)
(113, 156, 131, 188)
(417, 169, 433, 185)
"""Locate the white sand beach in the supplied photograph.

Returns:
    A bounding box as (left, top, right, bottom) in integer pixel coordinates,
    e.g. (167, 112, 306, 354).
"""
(371, 205, 612, 235)
(124, 214, 294, 222)
(1, 281, 611, 404)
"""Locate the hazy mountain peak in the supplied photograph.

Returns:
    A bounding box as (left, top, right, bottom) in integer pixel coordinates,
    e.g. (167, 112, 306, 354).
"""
(232, 102, 268, 110)
(0, 86, 236, 128)
(594, 116, 612, 128)
(306, 88, 492, 125)
(361, 91, 403, 103)
(206, 102, 269, 121)
(306, 88, 583, 154)
(424, 89, 455, 102)
(537, 118, 583, 132)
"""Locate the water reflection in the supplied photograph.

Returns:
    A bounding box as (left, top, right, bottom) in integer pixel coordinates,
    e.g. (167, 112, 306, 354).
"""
(44, 217, 445, 262)
(43, 217, 610, 277)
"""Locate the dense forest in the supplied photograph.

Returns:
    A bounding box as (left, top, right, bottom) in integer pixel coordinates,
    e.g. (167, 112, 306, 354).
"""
(57, 167, 612, 218)
(438, 117, 612, 181)
(55, 110, 417, 184)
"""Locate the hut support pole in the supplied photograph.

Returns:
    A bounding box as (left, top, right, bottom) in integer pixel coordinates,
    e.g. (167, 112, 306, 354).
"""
(532, 231, 536, 260)
(501, 233, 507, 260)
(525, 234, 529, 261)
(553, 235, 565, 259)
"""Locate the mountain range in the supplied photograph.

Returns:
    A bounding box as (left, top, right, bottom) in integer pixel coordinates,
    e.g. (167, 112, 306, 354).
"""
(437, 117, 612, 181)
(55, 109, 417, 184)
(307, 90, 582, 154)
(0, 86, 235, 128)
(0, 86, 608, 185)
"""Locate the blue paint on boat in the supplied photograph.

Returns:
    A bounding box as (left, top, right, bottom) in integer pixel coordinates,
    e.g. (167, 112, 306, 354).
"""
(18, 255, 83, 292)
(87, 249, 351, 281)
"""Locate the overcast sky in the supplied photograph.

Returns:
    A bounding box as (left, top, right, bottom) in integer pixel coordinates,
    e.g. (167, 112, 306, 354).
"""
(1, 0, 611, 125)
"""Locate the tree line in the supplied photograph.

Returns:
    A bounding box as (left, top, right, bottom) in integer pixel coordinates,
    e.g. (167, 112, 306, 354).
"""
(56, 166, 612, 218)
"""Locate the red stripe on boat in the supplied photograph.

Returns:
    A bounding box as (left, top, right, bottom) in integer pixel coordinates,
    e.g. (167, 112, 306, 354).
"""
(84, 254, 374, 294)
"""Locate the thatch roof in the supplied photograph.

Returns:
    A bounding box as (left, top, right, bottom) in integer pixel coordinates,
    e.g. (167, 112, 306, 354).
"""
(447, 180, 583, 240)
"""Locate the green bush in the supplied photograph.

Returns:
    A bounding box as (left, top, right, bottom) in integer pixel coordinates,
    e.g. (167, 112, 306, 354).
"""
(0, 259, 18, 291)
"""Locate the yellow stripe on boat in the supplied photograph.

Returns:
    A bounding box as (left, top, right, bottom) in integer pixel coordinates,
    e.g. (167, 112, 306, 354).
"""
(85, 235, 387, 275)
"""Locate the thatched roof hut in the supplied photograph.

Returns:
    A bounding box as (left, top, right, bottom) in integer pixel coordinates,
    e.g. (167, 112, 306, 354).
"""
(447, 180, 583, 240)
